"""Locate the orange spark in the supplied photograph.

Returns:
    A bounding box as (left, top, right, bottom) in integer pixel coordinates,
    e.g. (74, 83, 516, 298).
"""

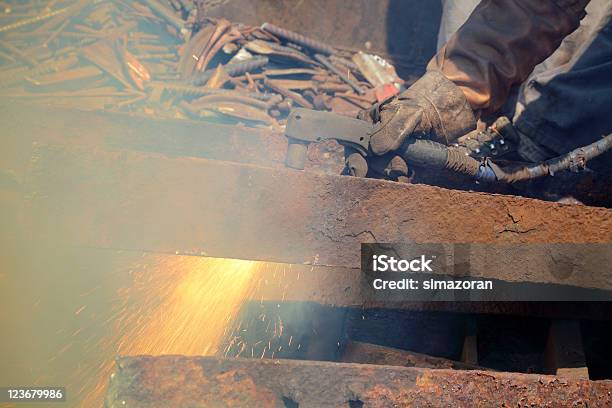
(81, 255, 258, 407)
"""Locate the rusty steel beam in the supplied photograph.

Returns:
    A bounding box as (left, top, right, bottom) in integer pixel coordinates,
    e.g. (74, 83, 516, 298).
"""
(4, 100, 609, 206)
(1, 99, 287, 170)
(105, 356, 612, 407)
(1, 99, 345, 186)
(21, 144, 612, 288)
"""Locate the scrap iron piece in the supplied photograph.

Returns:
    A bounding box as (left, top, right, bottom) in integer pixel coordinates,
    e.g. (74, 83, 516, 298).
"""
(314, 53, 365, 95)
(261, 22, 336, 55)
(284, 107, 372, 169)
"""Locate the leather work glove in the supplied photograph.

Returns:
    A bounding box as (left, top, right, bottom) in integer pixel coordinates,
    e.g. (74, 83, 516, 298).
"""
(346, 70, 476, 180)
(367, 70, 476, 156)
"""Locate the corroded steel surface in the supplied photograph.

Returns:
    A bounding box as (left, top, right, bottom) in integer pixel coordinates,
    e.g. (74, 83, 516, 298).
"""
(105, 356, 612, 407)
(21, 145, 612, 286)
(2, 100, 285, 169)
(1, 100, 343, 175)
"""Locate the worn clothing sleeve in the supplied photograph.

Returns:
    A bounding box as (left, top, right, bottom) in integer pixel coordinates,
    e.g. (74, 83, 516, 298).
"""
(428, 0, 590, 113)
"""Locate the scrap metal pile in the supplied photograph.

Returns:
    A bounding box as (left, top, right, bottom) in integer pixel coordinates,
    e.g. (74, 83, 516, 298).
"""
(0, 0, 403, 128)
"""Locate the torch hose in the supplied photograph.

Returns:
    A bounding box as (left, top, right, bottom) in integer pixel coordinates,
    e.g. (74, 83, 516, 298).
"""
(397, 134, 612, 183)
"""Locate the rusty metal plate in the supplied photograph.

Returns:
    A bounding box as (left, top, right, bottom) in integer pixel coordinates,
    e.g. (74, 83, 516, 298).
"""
(0, 100, 344, 177)
(105, 356, 612, 407)
(1, 99, 285, 168)
(20, 145, 612, 289)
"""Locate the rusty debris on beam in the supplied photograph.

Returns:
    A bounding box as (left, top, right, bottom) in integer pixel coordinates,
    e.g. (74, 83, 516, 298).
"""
(104, 356, 612, 408)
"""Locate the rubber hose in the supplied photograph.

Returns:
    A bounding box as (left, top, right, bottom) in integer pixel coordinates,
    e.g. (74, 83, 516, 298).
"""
(399, 138, 481, 177)
(398, 138, 448, 168)
(485, 133, 612, 183)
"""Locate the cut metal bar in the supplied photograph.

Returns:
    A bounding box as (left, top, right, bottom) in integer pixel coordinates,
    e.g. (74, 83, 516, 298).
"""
(139, 0, 186, 35)
(0, 6, 70, 34)
(260, 22, 336, 55)
(183, 56, 269, 86)
(105, 356, 612, 407)
(315, 53, 366, 95)
(264, 78, 314, 108)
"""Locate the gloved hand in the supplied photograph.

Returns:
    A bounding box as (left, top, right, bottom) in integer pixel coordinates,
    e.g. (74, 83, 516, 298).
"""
(364, 70, 477, 156)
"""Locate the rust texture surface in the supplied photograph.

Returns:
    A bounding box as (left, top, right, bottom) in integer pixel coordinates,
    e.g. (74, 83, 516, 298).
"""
(1, 100, 285, 170)
(105, 356, 612, 407)
(1, 100, 343, 177)
(21, 145, 612, 288)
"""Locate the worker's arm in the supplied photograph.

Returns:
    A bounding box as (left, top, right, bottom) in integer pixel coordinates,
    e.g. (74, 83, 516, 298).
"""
(429, 0, 590, 113)
(367, 0, 590, 157)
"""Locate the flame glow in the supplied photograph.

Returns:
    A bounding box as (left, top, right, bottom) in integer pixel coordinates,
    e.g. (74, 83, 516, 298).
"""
(81, 255, 257, 407)
(118, 256, 256, 356)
